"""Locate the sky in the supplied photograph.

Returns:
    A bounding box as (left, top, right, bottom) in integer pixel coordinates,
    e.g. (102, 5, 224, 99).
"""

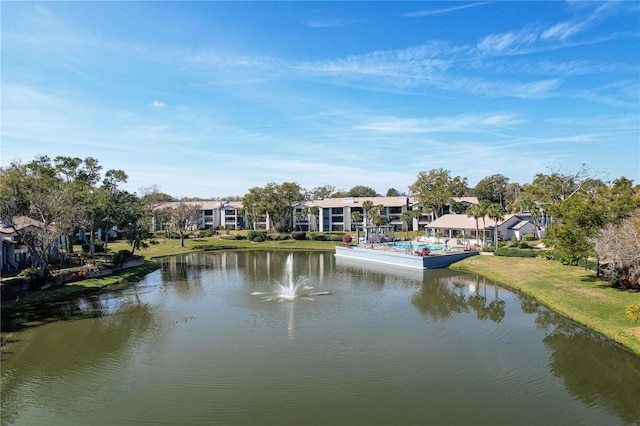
(2, 1, 639, 198)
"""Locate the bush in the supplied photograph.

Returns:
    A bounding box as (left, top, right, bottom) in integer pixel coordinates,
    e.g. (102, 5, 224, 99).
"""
(268, 233, 290, 241)
(494, 247, 537, 258)
(522, 234, 535, 241)
(482, 246, 495, 253)
(198, 229, 215, 238)
(518, 241, 531, 249)
(307, 232, 326, 241)
(626, 305, 640, 322)
(112, 249, 133, 266)
(291, 232, 307, 240)
(342, 234, 352, 243)
(247, 230, 268, 242)
(219, 234, 245, 240)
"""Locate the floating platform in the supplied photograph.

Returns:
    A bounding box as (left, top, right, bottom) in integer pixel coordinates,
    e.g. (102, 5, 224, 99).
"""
(334, 245, 478, 270)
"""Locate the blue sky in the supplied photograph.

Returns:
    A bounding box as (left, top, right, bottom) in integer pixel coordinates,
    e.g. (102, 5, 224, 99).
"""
(2, 1, 639, 198)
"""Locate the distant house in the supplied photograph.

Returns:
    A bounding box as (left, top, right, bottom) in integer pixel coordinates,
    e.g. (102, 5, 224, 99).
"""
(0, 216, 65, 272)
(311, 196, 412, 233)
(411, 197, 479, 231)
(425, 213, 536, 244)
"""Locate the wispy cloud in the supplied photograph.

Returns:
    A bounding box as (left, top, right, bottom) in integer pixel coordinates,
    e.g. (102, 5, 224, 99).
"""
(355, 113, 525, 134)
(405, 2, 489, 18)
(149, 100, 165, 108)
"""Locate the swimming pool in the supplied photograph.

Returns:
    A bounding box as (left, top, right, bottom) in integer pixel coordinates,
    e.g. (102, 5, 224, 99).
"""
(386, 242, 445, 250)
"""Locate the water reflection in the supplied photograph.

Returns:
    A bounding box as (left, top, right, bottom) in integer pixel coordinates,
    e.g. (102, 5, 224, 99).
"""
(411, 271, 506, 323)
(519, 297, 640, 424)
(1, 291, 158, 424)
(2, 251, 639, 425)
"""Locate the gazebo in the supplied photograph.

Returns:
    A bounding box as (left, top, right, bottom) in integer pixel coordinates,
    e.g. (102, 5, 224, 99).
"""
(356, 224, 396, 245)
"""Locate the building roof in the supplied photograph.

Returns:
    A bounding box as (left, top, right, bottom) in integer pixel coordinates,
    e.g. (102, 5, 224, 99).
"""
(0, 216, 45, 234)
(425, 213, 525, 230)
(313, 196, 410, 208)
(155, 200, 221, 211)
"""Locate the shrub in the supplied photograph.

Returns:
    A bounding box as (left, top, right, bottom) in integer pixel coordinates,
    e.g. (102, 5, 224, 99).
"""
(518, 241, 531, 249)
(112, 249, 133, 266)
(220, 234, 245, 240)
(198, 229, 215, 238)
(342, 234, 352, 243)
(291, 232, 307, 240)
(307, 232, 326, 241)
(626, 305, 640, 322)
(268, 233, 290, 241)
(522, 234, 535, 241)
(482, 246, 495, 253)
(494, 247, 537, 258)
(247, 230, 268, 242)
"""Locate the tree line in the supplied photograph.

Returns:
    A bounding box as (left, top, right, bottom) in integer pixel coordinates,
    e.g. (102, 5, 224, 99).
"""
(1, 156, 638, 288)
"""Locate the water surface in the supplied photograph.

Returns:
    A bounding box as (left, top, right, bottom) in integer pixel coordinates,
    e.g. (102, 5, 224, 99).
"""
(2, 251, 639, 425)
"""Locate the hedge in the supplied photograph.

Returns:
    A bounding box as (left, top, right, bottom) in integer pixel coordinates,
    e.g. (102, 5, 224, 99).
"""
(494, 247, 538, 258)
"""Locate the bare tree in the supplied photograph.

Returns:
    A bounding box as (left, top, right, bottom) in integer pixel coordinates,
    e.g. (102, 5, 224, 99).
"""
(166, 201, 202, 248)
(593, 209, 640, 289)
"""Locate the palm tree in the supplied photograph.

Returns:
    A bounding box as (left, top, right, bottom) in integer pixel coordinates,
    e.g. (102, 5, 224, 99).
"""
(400, 210, 414, 239)
(293, 210, 304, 231)
(477, 200, 491, 245)
(485, 203, 505, 250)
(361, 200, 374, 227)
(350, 211, 363, 231)
(302, 206, 319, 232)
(466, 204, 483, 247)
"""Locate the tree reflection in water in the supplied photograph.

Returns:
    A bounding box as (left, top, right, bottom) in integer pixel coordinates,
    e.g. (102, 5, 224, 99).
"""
(411, 272, 506, 323)
(519, 297, 640, 424)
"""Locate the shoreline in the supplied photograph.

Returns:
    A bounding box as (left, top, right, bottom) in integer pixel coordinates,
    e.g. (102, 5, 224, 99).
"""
(2, 240, 638, 356)
(450, 255, 639, 356)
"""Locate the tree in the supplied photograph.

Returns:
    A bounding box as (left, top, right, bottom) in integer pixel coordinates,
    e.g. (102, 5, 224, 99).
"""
(546, 189, 608, 267)
(485, 203, 504, 249)
(0, 156, 67, 273)
(410, 168, 468, 219)
(165, 201, 202, 248)
(302, 205, 320, 232)
(308, 185, 335, 200)
(361, 200, 374, 227)
(241, 182, 304, 232)
(53, 156, 103, 258)
(99, 169, 129, 253)
(466, 204, 484, 246)
(350, 211, 363, 231)
(139, 185, 174, 214)
(593, 208, 640, 289)
(475, 174, 509, 209)
(370, 205, 389, 236)
(346, 185, 379, 198)
(528, 164, 591, 205)
(386, 188, 405, 197)
(400, 210, 414, 238)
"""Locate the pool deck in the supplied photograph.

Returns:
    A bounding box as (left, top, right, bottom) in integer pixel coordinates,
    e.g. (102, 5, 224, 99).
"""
(334, 244, 479, 270)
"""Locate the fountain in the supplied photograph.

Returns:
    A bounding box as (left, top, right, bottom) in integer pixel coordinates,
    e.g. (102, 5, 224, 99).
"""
(251, 253, 329, 301)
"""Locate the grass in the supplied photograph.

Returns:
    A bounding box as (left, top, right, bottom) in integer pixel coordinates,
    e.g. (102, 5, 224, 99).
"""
(107, 235, 338, 260)
(450, 255, 640, 355)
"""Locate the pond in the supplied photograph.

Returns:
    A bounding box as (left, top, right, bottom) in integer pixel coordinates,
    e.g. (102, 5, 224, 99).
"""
(2, 251, 639, 425)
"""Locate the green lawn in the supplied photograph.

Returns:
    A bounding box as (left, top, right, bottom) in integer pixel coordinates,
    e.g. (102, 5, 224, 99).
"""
(451, 255, 640, 355)
(107, 235, 338, 260)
